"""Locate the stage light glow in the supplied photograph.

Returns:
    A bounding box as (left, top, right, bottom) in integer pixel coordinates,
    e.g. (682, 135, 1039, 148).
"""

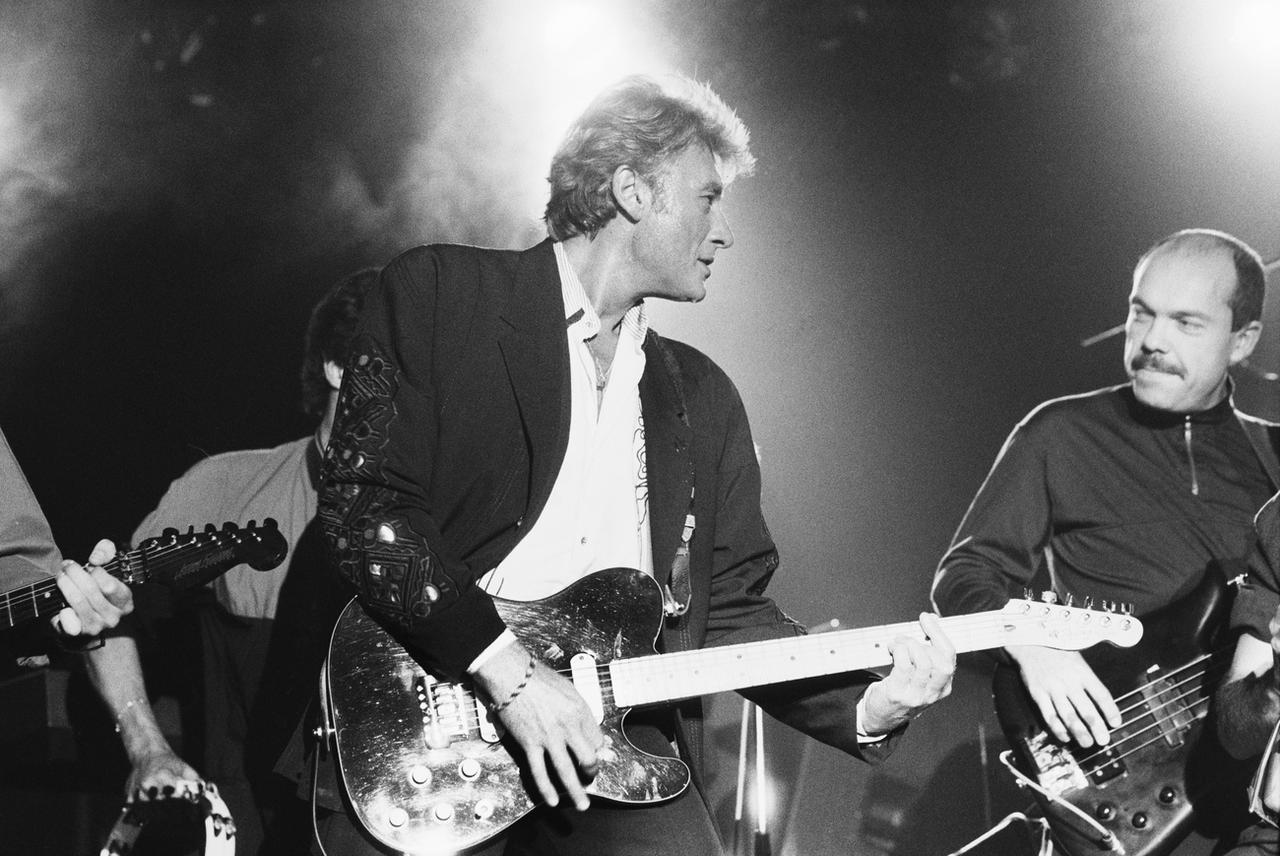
(1223, 0, 1280, 73)
(398, 0, 676, 243)
(1173, 0, 1280, 99)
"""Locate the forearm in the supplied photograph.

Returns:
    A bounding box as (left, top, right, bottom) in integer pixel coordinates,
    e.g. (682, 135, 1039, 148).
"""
(84, 633, 174, 765)
(1218, 669, 1280, 759)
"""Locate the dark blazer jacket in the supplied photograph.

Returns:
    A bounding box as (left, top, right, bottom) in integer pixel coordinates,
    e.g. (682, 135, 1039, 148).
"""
(319, 239, 894, 789)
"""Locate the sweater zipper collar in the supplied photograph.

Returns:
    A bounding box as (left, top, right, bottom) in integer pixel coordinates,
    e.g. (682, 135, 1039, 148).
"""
(1184, 415, 1199, 496)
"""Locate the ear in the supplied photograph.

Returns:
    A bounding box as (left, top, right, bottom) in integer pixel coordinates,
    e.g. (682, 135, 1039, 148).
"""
(1229, 320, 1262, 365)
(610, 165, 651, 224)
(323, 359, 345, 391)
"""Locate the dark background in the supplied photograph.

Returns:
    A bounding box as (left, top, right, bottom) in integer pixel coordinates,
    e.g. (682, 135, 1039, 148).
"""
(2, 1, 1280, 852)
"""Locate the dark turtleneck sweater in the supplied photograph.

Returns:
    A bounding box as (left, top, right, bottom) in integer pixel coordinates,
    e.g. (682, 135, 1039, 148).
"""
(932, 383, 1277, 619)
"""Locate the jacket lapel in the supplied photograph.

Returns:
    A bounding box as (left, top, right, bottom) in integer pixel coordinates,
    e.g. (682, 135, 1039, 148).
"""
(497, 240, 571, 526)
(641, 333, 695, 587)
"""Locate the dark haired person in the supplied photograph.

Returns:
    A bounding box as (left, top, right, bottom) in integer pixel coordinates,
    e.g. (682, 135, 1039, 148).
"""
(84, 269, 376, 856)
(318, 73, 955, 855)
(933, 229, 1278, 854)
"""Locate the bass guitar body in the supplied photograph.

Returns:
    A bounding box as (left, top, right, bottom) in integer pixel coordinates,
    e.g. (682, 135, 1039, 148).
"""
(994, 571, 1249, 856)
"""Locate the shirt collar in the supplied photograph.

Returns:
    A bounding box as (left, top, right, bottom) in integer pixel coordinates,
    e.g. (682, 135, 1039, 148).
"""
(553, 241, 649, 346)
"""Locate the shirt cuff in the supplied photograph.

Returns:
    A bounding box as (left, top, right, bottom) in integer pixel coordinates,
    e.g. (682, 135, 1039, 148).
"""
(467, 629, 518, 674)
(855, 694, 891, 744)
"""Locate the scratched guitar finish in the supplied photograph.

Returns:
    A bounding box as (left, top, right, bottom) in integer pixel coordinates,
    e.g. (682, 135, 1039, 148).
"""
(326, 568, 1143, 855)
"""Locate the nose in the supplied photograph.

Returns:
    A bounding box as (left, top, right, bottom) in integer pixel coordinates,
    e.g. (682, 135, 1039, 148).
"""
(710, 206, 734, 250)
(1139, 316, 1169, 353)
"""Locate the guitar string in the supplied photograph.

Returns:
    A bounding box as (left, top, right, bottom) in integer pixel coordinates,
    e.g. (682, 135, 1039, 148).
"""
(1107, 653, 1214, 715)
(0, 531, 267, 618)
(1074, 679, 1213, 771)
(1082, 683, 1208, 765)
(417, 604, 1139, 704)
(1075, 695, 1211, 775)
(418, 607, 1134, 740)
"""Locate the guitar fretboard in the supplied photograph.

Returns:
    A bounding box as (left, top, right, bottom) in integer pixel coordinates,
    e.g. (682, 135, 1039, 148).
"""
(0, 552, 140, 630)
(610, 607, 1140, 708)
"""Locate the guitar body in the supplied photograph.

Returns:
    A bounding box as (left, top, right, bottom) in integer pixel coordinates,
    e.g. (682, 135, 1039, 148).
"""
(994, 571, 1247, 856)
(326, 568, 690, 856)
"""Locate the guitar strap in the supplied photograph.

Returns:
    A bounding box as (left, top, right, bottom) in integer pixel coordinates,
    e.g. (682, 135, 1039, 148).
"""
(1238, 413, 1280, 493)
(649, 333, 695, 622)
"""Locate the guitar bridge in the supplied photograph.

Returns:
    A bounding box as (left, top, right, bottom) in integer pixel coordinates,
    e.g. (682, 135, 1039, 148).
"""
(1026, 732, 1090, 796)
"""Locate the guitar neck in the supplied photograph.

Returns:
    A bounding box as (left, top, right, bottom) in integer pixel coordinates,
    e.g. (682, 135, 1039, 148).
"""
(0, 552, 136, 631)
(610, 611, 1035, 708)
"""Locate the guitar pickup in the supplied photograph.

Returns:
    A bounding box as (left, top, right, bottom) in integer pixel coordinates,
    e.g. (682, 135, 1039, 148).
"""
(1139, 665, 1195, 747)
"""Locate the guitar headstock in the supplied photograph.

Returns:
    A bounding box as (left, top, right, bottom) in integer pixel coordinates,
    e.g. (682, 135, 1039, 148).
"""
(999, 596, 1144, 650)
(128, 519, 289, 589)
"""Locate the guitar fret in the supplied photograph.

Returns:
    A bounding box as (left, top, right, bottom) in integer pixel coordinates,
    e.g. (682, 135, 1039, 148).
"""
(612, 607, 1141, 708)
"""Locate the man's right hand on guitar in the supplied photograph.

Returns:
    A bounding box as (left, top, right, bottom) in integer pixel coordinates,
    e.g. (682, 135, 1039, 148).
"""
(1007, 644, 1121, 748)
(472, 641, 603, 812)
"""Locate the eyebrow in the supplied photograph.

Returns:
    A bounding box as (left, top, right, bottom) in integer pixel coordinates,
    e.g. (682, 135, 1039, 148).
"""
(1129, 296, 1211, 321)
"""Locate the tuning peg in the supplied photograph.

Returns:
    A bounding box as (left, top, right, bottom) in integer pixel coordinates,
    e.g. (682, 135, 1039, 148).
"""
(1064, 593, 1075, 607)
(246, 519, 257, 528)
(223, 521, 238, 531)
(1083, 596, 1094, 610)
(205, 523, 217, 533)
(1040, 591, 1058, 604)
(1023, 587, 1034, 599)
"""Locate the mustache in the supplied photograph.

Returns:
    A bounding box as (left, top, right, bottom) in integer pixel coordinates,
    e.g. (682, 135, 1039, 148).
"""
(1131, 353, 1183, 377)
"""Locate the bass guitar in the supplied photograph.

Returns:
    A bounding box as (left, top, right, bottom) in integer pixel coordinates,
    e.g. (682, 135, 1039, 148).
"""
(325, 567, 1143, 855)
(994, 570, 1250, 856)
(0, 520, 288, 630)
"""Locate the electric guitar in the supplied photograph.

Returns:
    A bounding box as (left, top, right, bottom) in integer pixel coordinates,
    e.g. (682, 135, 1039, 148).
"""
(324, 567, 1143, 855)
(0, 520, 288, 630)
(993, 570, 1251, 856)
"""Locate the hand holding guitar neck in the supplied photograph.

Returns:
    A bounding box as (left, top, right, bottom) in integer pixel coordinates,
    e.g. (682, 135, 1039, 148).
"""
(53, 538, 133, 637)
(1005, 644, 1122, 748)
(860, 611, 957, 736)
(471, 639, 604, 812)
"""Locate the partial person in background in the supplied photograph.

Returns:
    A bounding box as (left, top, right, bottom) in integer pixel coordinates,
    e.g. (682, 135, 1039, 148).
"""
(84, 269, 375, 856)
(933, 229, 1278, 854)
(0, 425, 132, 653)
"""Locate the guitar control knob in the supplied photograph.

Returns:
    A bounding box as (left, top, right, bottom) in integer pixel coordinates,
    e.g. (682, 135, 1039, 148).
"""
(460, 758, 481, 780)
(1158, 786, 1177, 805)
(387, 808, 409, 828)
(1132, 812, 1149, 829)
(1094, 802, 1116, 821)
(409, 764, 432, 786)
(474, 799, 495, 820)
(433, 803, 454, 822)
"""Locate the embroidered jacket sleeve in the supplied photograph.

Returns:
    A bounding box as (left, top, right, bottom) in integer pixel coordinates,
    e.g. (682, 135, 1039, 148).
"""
(931, 414, 1052, 617)
(689, 361, 897, 761)
(318, 251, 506, 680)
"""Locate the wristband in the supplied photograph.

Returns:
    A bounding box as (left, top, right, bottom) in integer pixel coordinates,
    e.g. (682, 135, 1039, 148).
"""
(489, 655, 536, 714)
